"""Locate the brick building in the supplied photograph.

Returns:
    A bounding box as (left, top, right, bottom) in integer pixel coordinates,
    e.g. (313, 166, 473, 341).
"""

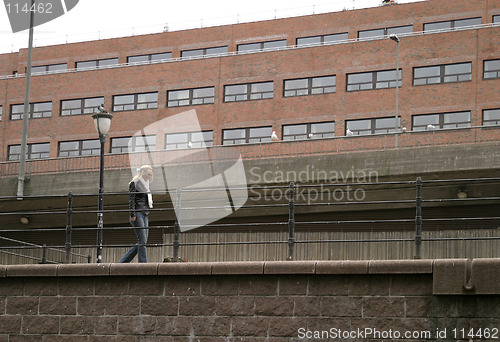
(0, 0, 499, 263)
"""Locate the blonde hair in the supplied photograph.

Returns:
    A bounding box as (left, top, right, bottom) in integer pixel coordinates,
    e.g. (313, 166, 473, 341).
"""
(131, 165, 154, 184)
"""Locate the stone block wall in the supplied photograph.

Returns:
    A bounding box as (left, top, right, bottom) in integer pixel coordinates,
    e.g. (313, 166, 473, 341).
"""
(0, 259, 499, 341)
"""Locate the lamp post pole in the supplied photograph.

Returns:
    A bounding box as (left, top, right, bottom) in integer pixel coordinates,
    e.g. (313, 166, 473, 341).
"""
(93, 106, 113, 263)
(390, 34, 400, 148)
(96, 132, 105, 263)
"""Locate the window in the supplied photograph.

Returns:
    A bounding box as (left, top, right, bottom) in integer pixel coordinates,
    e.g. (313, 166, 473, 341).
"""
(59, 139, 100, 157)
(181, 46, 228, 59)
(237, 40, 287, 53)
(76, 58, 119, 70)
(346, 117, 401, 136)
(0, 105, 2, 121)
(222, 127, 272, 145)
(423, 17, 482, 31)
(10, 102, 52, 120)
(483, 109, 500, 126)
(224, 81, 273, 102)
(347, 69, 401, 92)
(165, 131, 213, 150)
(484, 59, 500, 79)
(110, 135, 156, 154)
(296, 33, 348, 46)
(494, 15, 500, 23)
(283, 122, 335, 140)
(358, 25, 413, 39)
(8, 142, 50, 161)
(30, 63, 67, 74)
(61, 97, 104, 116)
(413, 62, 471, 85)
(128, 52, 172, 64)
(167, 87, 215, 107)
(412, 111, 471, 131)
(113, 92, 158, 111)
(284, 75, 336, 97)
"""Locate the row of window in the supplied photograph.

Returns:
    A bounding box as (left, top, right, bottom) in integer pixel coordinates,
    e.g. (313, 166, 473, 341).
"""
(2, 59, 499, 122)
(6, 109, 500, 161)
(22, 16, 499, 75)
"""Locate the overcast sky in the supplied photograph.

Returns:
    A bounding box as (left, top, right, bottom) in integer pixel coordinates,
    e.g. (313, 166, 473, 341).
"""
(0, 0, 422, 53)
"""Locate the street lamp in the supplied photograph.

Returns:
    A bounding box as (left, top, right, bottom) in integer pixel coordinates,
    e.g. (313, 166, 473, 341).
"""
(389, 33, 400, 148)
(92, 104, 113, 263)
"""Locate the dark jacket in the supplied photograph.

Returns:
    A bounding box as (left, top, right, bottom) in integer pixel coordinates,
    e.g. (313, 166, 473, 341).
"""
(129, 179, 151, 218)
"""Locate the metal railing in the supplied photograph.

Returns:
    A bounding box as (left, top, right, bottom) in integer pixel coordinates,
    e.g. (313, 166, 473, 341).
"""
(0, 176, 499, 264)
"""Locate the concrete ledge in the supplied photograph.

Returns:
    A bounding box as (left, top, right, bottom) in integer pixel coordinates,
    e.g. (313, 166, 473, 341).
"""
(158, 262, 212, 275)
(472, 258, 500, 294)
(264, 261, 316, 274)
(109, 263, 159, 276)
(433, 259, 468, 295)
(212, 261, 264, 275)
(316, 260, 369, 274)
(1, 258, 498, 295)
(57, 263, 111, 277)
(6, 264, 58, 277)
(369, 259, 434, 274)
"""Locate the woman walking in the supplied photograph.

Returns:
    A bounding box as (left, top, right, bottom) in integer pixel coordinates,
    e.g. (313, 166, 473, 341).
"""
(120, 165, 154, 263)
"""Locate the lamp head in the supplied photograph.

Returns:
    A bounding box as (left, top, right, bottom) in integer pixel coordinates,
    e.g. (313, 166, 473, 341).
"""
(92, 105, 113, 136)
(389, 34, 400, 42)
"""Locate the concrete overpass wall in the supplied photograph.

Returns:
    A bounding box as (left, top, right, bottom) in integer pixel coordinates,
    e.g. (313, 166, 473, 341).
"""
(0, 259, 498, 340)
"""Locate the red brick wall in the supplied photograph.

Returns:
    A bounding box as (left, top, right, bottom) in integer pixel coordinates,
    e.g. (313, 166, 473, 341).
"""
(0, 0, 499, 164)
(0, 259, 498, 341)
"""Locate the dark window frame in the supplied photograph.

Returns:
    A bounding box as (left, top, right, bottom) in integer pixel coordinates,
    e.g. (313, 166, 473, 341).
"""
(284, 75, 336, 97)
(75, 58, 119, 70)
(346, 69, 402, 92)
(10, 102, 52, 120)
(282, 121, 335, 141)
(8, 142, 50, 161)
(165, 131, 214, 150)
(58, 139, 101, 157)
(346, 117, 401, 136)
(112, 92, 158, 112)
(60, 97, 104, 116)
(412, 111, 471, 131)
(358, 25, 413, 39)
(224, 81, 274, 102)
(413, 62, 472, 86)
(483, 108, 500, 126)
(30, 63, 68, 74)
(110, 135, 156, 154)
(423, 17, 482, 32)
(483, 59, 500, 80)
(181, 46, 228, 59)
(167, 87, 215, 107)
(127, 52, 173, 64)
(222, 126, 273, 145)
(296, 33, 348, 46)
(237, 40, 287, 53)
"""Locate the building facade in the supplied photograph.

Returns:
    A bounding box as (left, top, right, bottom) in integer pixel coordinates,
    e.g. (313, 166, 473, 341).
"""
(0, 0, 499, 263)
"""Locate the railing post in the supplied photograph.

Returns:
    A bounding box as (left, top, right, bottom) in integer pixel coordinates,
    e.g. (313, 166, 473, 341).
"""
(65, 192, 73, 264)
(41, 244, 47, 264)
(288, 182, 295, 260)
(414, 177, 422, 259)
(173, 188, 181, 262)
